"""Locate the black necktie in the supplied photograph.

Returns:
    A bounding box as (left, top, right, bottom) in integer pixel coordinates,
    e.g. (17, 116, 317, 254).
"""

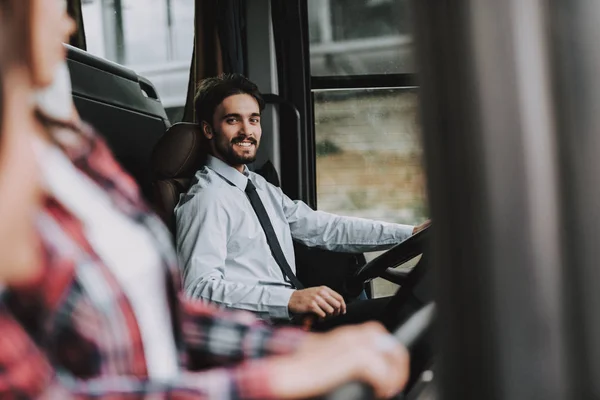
(245, 180, 304, 289)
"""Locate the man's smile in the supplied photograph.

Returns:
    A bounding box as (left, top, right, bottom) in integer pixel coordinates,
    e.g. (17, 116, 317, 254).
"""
(232, 138, 257, 149)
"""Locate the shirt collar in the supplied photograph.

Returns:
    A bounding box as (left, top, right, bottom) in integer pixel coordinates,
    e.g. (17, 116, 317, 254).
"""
(205, 154, 249, 191)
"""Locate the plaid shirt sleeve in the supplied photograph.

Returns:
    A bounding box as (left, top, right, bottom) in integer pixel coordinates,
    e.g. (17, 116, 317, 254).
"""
(0, 306, 284, 400)
(180, 298, 308, 370)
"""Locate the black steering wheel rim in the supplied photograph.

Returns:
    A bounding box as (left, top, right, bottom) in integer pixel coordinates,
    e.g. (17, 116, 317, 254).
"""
(356, 226, 430, 281)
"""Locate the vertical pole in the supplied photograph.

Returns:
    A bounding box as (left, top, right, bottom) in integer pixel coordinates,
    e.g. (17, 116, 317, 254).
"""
(166, 0, 175, 60)
(318, 0, 333, 44)
(100, 0, 126, 64)
(113, 0, 125, 64)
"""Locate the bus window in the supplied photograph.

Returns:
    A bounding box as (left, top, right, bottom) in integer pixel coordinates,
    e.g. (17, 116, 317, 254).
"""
(81, 0, 194, 122)
(314, 88, 425, 224)
(308, 0, 414, 76)
(308, 0, 426, 297)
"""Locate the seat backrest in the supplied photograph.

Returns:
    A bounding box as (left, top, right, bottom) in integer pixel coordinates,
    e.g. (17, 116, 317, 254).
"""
(66, 44, 169, 203)
(151, 123, 206, 233)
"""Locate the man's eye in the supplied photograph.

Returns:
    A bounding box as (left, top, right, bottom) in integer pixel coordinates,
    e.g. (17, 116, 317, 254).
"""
(226, 118, 238, 124)
(250, 118, 260, 123)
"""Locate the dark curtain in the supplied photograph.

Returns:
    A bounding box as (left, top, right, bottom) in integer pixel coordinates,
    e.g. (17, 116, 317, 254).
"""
(67, 0, 87, 50)
(271, 1, 301, 102)
(183, 0, 247, 122)
(270, 0, 315, 205)
(216, 0, 246, 75)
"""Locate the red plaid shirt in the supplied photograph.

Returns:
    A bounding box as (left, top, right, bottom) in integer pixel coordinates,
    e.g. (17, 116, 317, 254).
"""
(0, 122, 305, 399)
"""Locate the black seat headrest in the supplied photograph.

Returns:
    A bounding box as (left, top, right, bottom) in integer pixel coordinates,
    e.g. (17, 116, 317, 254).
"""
(151, 122, 207, 180)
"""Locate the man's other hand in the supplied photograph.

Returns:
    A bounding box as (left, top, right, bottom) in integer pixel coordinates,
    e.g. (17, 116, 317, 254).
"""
(412, 219, 431, 235)
(289, 286, 347, 318)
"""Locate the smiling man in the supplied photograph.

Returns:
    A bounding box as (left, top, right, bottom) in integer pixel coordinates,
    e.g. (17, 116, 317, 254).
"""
(203, 93, 260, 170)
(175, 74, 429, 328)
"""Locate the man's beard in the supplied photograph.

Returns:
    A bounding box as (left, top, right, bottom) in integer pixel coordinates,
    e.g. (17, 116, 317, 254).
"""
(214, 133, 258, 165)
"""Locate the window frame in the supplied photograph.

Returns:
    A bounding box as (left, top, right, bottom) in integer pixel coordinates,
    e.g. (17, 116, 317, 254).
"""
(311, 73, 417, 91)
(304, 1, 419, 209)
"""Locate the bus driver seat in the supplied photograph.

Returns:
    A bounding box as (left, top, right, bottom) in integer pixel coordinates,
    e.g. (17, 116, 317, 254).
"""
(151, 122, 206, 233)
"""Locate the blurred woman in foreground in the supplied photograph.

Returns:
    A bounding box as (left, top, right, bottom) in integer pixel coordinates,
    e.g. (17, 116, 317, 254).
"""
(0, 0, 410, 399)
(0, 0, 67, 396)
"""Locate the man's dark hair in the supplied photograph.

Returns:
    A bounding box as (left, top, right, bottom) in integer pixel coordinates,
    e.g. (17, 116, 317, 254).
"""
(194, 73, 265, 126)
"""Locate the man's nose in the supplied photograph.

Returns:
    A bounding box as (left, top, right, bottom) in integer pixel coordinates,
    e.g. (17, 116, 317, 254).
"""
(240, 121, 256, 136)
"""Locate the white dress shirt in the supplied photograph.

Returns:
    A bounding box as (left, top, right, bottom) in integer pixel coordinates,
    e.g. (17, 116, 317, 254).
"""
(175, 155, 414, 320)
(38, 141, 179, 380)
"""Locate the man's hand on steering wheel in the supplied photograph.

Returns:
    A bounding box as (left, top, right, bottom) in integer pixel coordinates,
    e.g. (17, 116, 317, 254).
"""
(412, 219, 431, 235)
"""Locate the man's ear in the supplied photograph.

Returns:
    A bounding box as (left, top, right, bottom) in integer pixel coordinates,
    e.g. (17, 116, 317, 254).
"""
(201, 121, 213, 140)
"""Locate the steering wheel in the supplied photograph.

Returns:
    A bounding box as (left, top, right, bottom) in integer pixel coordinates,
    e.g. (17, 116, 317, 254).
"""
(344, 226, 431, 297)
(325, 303, 436, 400)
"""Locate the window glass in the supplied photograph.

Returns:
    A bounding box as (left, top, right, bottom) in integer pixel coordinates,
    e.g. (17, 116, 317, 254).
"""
(82, 0, 194, 121)
(315, 88, 426, 224)
(307, 0, 415, 76)
(314, 88, 426, 297)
